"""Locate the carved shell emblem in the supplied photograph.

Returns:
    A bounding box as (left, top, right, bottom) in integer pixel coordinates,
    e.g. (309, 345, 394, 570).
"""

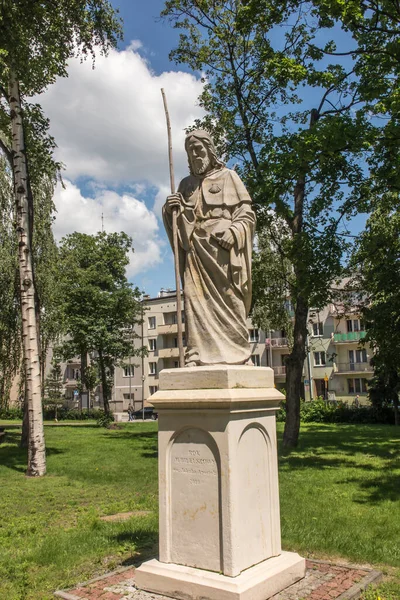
(209, 184, 221, 194)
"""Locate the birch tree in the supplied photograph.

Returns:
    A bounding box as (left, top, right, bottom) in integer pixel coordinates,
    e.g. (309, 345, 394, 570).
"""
(0, 0, 122, 475)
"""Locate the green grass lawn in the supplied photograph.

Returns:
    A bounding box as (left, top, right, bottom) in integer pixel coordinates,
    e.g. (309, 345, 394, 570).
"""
(0, 422, 399, 599)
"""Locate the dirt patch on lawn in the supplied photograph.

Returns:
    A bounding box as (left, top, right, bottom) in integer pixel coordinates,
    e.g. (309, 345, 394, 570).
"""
(100, 511, 151, 522)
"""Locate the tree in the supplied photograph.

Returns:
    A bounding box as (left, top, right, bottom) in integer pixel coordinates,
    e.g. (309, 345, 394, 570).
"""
(0, 156, 20, 408)
(162, 0, 375, 447)
(351, 197, 400, 425)
(58, 232, 143, 415)
(0, 0, 122, 475)
(44, 352, 64, 421)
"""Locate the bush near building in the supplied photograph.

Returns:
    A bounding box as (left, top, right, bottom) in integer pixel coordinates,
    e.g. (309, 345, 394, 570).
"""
(277, 399, 396, 425)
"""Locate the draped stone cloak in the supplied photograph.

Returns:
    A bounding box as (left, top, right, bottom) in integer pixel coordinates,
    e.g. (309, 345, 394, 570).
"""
(163, 167, 256, 365)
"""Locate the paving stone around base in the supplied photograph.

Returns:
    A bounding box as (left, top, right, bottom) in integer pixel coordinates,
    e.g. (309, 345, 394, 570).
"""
(54, 559, 381, 600)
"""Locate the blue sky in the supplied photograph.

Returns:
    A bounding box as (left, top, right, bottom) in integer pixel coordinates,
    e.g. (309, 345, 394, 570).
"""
(39, 1, 367, 298)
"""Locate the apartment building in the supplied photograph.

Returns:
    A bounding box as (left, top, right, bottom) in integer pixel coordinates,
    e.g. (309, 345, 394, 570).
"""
(34, 287, 372, 415)
(306, 303, 373, 403)
(110, 288, 372, 413)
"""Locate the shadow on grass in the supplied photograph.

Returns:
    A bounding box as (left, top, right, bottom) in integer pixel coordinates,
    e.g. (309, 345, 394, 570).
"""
(278, 424, 400, 505)
(0, 430, 64, 473)
(112, 528, 159, 565)
(341, 474, 400, 504)
(101, 429, 159, 459)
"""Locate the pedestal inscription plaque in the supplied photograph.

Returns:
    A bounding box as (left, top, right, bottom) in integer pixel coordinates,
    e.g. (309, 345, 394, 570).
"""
(169, 427, 221, 572)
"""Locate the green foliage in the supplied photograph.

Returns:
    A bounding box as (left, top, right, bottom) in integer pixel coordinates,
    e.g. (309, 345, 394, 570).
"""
(58, 232, 144, 412)
(0, 0, 122, 95)
(0, 422, 399, 598)
(277, 398, 396, 425)
(161, 0, 380, 447)
(361, 582, 400, 600)
(0, 406, 23, 420)
(351, 199, 400, 422)
(95, 409, 114, 428)
(0, 158, 20, 408)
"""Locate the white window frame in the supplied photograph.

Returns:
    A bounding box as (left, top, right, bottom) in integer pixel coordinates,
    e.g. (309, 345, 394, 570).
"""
(123, 365, 134, 377)
(251, 354, 261, 367)
(149, 362, 157, 376)
(148, 316, 156, 330)
(312, 322, 323, 337)
(149, 386, 158, 395)
(249, 329, 259, 343)
(148, 338, 157, 351)
(314, 351, 326, 366)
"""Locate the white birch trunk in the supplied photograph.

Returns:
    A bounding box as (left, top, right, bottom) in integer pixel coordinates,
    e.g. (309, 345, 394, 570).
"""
(9, 70, 46, 476)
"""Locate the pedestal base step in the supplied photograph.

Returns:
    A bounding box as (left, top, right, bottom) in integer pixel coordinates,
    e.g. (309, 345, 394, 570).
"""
(135, 551, 306, 600)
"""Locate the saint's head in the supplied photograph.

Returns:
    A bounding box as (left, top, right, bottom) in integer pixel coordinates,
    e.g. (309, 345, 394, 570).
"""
(185, 130, 224, 176)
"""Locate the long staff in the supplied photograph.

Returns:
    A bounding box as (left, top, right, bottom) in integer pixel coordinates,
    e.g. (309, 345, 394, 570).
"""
(161, 88, 185, 368)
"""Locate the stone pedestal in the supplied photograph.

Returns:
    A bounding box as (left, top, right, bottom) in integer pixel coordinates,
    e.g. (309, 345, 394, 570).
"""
(135, 366, 305, 600)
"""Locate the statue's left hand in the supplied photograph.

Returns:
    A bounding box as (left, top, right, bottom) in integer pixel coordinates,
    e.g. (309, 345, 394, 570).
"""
(218, 229, 235, 250)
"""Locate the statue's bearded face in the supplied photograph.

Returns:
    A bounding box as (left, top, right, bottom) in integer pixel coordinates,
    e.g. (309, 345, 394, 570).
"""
(187, 138, 211, 175)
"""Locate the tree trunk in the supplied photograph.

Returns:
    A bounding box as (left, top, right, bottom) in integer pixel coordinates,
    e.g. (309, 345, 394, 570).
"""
(20, 384, 29, 449)
(80, 348, 87, 411)
(9, 71, 46, 476)
(98, 349, 110, 415)
(283, 294, 308, 447)
(283, 109, 319, 449)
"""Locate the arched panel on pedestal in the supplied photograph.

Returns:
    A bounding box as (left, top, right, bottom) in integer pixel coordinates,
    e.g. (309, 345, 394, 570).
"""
(166, 427, 222, 572)
(237, 424, 280, 572)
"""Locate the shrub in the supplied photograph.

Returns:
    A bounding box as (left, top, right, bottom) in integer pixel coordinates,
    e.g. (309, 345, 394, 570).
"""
(0, 406, 23, 420)
(95, 410, 114, 428)
(275, 398, 396, 425)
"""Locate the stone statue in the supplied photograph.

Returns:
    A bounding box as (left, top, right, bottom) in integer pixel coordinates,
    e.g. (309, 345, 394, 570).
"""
(163, 130, 256, 367)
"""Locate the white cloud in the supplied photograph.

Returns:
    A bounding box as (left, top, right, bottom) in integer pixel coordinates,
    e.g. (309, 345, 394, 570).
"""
(53, 180, 163, 278)
(39, 41, 204, 188)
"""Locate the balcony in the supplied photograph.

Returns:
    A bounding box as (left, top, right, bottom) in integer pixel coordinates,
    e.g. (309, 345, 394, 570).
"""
(64, 378, 79, 387)
(272, 366, 305, 378)
(272, 366, 286, 377)
(158, 323, 186, 335)
(158, 347, 181, 359)
(266, 337, 288, 348)
(333, 331, 366, 343)
(335, 362, 373, 374)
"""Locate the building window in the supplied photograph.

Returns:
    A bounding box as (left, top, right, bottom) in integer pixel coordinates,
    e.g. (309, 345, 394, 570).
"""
(349, 349, 367, 364)
(149, 338, 157, 351)
(348, 378, 368, 394)
(148, 316, 156, 329)
(346, 319, 363, 333)
(123, 393, 134, 400)
(123, 365, 134, 377)
(249, 329, 259, 343)
(312, 322, 323, 337)
(149, 386, 158, 395)
(72, 368, 80, 380)
(149, 362, 157, 375)
(174, 361, 179, 368)
(251, 354, 261, 367)
(314, 351, 326, 366)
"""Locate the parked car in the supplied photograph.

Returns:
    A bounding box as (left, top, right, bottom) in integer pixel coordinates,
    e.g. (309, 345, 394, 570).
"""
(132, 407, 158, 420)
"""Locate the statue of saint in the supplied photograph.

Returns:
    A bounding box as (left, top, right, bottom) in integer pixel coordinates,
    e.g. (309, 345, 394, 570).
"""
(163, 130, 256, 367)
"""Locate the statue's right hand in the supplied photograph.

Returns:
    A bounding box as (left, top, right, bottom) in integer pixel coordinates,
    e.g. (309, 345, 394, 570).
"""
(165, 193, 183, 214)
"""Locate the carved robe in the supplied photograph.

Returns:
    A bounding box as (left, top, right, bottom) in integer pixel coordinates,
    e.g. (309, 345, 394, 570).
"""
(163, 167, 256, 365)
